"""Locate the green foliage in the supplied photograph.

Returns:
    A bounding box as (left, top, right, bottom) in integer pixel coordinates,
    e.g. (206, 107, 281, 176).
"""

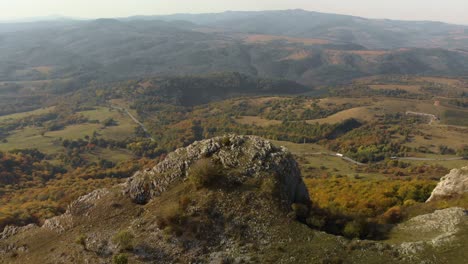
(343, 220, 365, 239)
(291, 203, 310, 220)
(112, 253, 128, 264)
(102, 117, 118, 127)
(188, 159, 222, 189)
(221, 136, 231, 146)
(75, 234, 87, 249)
(112, 230, 135, 251)
(382, 206, 403, 224)
(457, 145, 468, 158)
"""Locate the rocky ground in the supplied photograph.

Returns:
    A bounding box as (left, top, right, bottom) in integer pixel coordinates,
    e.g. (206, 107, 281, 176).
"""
(0, 136, 466, 263)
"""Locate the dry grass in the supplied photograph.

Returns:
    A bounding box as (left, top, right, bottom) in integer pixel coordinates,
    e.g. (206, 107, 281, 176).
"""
(235, 116, 281, 127)
(243, 34, 329, 45)
(324, 50, 388, 64)
(32, 66, 53, 75)
(369, 84, 423, 94)
(139, 81, 152, 89)
(281, 50, 311, 60)
(306, 107, 374, 124)
(416, 77, 463, 86)
(0, 107, 55, 122)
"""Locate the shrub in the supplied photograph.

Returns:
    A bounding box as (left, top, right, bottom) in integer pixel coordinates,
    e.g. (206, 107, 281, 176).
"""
(343, 220, 365, 239)
(382, 206, 403, 224)
(75, 234, 87, 249)
(188, 159, 221, 188)
(113, 253, 128, 264)
(112, 230, 134, 251)
(260, 176, 280, 197)
(103, 118, 118, 127)
(306, 215, 326, 229)
(221, 136, 231, 146)
(291, 203, 309, 220)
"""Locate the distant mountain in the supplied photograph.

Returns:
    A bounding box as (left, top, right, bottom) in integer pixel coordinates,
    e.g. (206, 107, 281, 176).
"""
(151, 9, 468, 50)
(0, 11, 467, 88)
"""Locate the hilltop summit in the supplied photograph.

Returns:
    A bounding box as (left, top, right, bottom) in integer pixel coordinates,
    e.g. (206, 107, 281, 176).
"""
(0, 135, 317, 263)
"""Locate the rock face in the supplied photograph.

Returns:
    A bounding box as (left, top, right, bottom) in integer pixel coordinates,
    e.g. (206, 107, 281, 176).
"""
(426, 166, 468, 202)
(124, 135, 310, 206)
(394, 207, 467, 255)
(42, 189, 110, 233)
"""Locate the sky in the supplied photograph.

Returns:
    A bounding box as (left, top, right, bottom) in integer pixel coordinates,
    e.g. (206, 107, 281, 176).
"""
(0, 0, 467, 25)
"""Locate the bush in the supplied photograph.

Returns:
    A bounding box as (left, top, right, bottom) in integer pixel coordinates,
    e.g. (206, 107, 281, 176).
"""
(382, 206, 403, 224)
(291, 203, 309, 220)
(306, 215, 326, 229)
(103, 118, 118, 127)
(260, 176, 280, 197)
(343, 220, 365, 239)
(75, 234, 87, 249)
(113, 253, 128, 264)
(221, 136, 231, 146)
(112, 230, 134, 251)
(188, 159, 221, 188)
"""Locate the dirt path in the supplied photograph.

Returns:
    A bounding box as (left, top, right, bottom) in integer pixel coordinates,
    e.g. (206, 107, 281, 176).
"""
(110, 105, 155, 142)
(293, 152, 367, 166)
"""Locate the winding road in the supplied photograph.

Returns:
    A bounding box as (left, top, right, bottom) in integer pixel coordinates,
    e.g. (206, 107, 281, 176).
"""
(110, 105, 155, 142)
(292, 152, 367, 166)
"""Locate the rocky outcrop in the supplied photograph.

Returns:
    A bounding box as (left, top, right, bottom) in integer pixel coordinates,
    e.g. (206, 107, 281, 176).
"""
(124, 135, 310, 206)
(426, 166, 468, 202)
(0, 224, 36, 240)
(42, 189, 110, 233)
(394, 207, 467, 255)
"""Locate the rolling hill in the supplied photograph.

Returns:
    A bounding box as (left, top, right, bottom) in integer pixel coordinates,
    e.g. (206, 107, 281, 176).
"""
(0, 11, 468, 88)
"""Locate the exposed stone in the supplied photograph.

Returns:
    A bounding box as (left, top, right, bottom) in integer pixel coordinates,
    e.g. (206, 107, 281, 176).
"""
(426, 167, 468, 202)
(0, 224, 36, 240)
(124, 135, 310, 206)
(42, 189, 109, 233)
(394, 207, 467, 254)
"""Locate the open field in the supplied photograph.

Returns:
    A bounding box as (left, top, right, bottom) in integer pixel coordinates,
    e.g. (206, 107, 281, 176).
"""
(243, 34, 330, 45)
(31, 66, 53, 75)
(0, 126, 62, 154)
(0, 107, 137, 162)
(369, 84, 423, 94)
(0, 106, 55, 122)
(405, 124, 468, 152)
(272, 140, 384, 179)
(443, 109, 468, 126)
(79, 107, 137, 140)
(235, 116, 281, 127)
(306, 106, 374, 124)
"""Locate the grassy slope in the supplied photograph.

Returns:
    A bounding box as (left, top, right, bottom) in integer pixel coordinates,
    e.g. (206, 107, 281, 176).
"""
(0, 106, 136, 162)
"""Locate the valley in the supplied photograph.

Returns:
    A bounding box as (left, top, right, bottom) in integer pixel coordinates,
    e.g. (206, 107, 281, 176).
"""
(0, 8, 467, 263)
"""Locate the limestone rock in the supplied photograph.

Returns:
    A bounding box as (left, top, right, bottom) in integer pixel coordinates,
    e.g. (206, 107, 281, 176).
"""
(124, 135, 310, 206)
(394, 207, 467, 254)
(426, 167, 468, 202)
(42, 189, 109, 233)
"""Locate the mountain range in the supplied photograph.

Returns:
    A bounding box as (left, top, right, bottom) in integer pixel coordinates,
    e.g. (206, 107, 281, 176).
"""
(0, 9, 467, 87)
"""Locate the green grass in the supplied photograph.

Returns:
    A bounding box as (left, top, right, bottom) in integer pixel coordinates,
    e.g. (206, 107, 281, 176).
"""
(272, 140, 384, 179)
(0, 107, 137, 161)
(0, 127, 62, 154)
(0, 107, 55, 122)
(443, 109, 468, 126)
(78, 107, 137, 140)
(46, 124, 103, 139)
(83, 148, 134, 163)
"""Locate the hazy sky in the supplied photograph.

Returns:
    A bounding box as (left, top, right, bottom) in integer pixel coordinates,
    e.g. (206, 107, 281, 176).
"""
(1, 0, 467, 25)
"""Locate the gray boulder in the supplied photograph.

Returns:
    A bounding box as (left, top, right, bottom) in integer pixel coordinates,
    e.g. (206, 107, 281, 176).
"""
(124, 135, 310, 206)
